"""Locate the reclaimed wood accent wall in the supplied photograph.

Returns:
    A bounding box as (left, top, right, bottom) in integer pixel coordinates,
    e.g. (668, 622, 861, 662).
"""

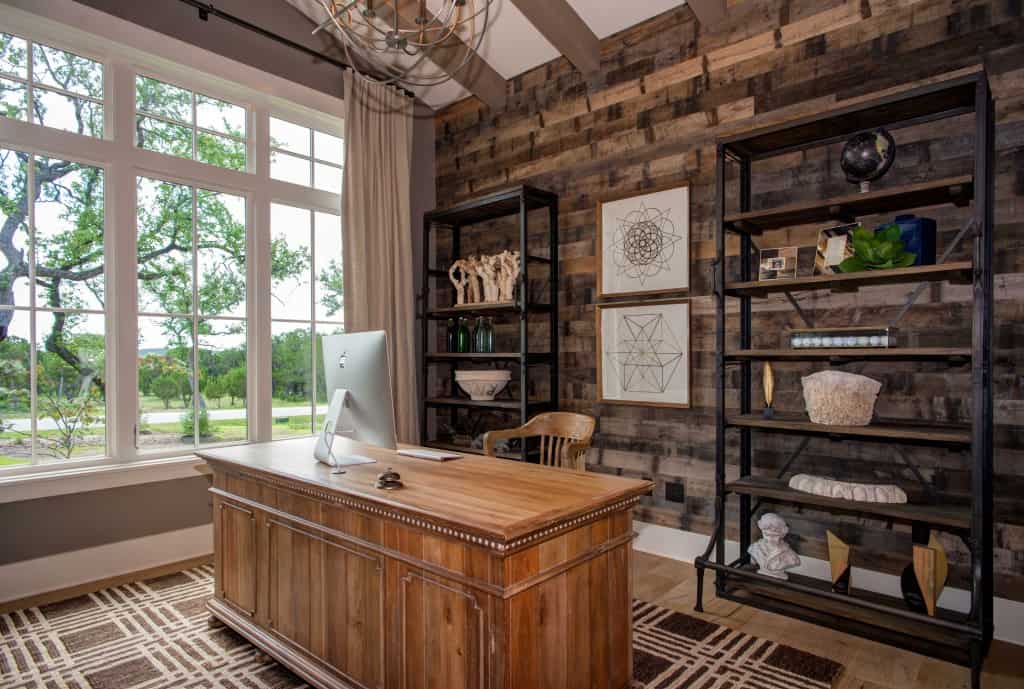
(432, 0, 1024, 600)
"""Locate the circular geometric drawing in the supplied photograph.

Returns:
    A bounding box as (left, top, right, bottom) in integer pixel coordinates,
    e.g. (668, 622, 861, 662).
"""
(611, 202, 682, 285)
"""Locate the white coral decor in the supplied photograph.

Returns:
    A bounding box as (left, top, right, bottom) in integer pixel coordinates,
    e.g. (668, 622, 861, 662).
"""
(801, 370, 882, 426)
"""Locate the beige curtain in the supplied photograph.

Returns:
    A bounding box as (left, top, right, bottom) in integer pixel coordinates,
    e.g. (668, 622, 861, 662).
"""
(341, 72, 418, 443)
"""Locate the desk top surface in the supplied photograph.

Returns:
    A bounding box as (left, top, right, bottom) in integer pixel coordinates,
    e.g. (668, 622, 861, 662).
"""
(199, 437, 652, 545)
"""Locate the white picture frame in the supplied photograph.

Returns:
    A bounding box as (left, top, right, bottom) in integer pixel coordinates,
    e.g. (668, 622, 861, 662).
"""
(597, 299, 690, 408)
(598, 185, 690, 298)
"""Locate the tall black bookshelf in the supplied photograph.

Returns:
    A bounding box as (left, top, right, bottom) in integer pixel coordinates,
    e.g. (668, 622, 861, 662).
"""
(419, 185, 559, 461)
(694, 70, 994, 687)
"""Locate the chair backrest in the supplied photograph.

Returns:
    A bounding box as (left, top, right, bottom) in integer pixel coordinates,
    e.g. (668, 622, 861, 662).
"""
(522, 412, 596, 471)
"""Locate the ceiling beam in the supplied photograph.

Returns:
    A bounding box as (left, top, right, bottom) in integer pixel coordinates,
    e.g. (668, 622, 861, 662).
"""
(687, 0, 727, 26)
(509, 0, 601, 76)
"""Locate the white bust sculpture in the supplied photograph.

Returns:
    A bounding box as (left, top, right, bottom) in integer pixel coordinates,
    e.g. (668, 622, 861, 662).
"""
(748, 513, 801, 580)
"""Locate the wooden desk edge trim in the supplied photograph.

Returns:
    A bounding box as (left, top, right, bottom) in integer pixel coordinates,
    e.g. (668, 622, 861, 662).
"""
(211, 486, 637, 599)
(206, 460, 650, 551)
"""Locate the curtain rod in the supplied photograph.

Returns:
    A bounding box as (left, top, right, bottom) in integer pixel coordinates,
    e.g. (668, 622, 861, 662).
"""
(175, 0, 416, 99)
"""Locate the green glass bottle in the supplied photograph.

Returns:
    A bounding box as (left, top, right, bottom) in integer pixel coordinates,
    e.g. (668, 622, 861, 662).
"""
(484, 317, 495, 353)
(456, 317, 470, 353)
(473, 316, 486, 353)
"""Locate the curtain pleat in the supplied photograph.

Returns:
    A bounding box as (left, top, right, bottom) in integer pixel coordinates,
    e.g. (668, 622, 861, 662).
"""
(341, 72, 418, 443)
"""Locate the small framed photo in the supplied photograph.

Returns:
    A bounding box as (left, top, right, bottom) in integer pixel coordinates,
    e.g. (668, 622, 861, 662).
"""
(597, 299, 690, 408)
(796, 246, 817, 277)
(758, 247, 799, 280)
(815, 223, 858, 275)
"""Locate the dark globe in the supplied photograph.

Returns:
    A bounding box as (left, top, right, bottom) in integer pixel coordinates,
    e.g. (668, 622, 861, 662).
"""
(840, 128, 896, 185)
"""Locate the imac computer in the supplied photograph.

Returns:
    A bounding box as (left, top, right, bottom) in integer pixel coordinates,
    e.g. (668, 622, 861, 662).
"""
(314, 330, 398, 472)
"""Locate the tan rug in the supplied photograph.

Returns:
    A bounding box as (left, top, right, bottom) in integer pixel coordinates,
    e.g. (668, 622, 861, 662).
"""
(0, 565, 843, 688)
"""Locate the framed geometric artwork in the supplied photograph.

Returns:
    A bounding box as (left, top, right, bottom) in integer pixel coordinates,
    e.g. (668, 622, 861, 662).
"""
(597, 185, 690, 299)
(596, 299, 690, 408)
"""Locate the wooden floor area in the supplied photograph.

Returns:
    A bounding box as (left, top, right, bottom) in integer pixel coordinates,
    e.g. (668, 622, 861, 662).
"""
(632, 550, 1023, 689)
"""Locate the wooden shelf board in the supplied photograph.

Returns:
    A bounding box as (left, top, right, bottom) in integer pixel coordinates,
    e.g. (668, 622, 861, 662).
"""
(726, 413, 971, 446)
(425, 352, 552, 363)
(425, 397, 550, 411)
(727, 477, 970, 529)
(426, 303, 551, 319)
(425, 185, 557, 226)
(726, 261, 972, 297)
(725, 176, 973, 234)
(711, 564, 976, 655)
(726, 347, 971, 362)
(721, 73, 979, 158)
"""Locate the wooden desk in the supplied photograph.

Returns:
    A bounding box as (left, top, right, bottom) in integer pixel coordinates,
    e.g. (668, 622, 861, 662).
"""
(201, 437, 652, 689)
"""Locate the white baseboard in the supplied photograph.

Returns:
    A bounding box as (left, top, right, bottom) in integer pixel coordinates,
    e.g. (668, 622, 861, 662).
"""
(0, 524, 213, 604)
(633, 521, 1024, 647)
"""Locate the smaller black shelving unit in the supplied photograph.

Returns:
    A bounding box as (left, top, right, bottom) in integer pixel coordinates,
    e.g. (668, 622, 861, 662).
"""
(694, 69, 994, 688)
(419, 185, 559, 461)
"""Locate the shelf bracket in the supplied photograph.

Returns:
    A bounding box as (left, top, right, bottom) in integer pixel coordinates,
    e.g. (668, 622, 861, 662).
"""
(894, 446, 934, 497)
(889, 217, 976, 328)
(784, 291, 815, 328)
(751, 437, 813, 515)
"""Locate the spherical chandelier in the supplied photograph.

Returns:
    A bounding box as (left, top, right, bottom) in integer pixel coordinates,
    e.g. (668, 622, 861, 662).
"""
(312, 0, 495, 89)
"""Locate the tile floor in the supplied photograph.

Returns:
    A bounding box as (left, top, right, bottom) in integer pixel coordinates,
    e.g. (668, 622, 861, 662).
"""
(631, 550, 1022, 689)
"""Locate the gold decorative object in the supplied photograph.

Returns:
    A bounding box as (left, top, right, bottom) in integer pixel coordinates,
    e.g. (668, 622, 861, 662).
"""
(913, 533, 949, 616)
(827, 530, 851, 594)
(763, 362, 775, 419)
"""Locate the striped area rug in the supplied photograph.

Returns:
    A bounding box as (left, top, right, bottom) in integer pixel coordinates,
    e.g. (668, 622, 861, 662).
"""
(0, 566, 844, 688)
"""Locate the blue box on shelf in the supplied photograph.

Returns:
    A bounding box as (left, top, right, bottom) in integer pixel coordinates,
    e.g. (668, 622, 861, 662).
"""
(877, 214, 936, 266)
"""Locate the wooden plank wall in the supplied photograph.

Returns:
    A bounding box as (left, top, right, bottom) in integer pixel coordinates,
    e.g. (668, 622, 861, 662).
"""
(432, 0, 1024, 600)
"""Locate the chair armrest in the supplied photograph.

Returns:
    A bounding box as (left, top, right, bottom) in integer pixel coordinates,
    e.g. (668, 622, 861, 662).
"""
(483, 427, 526, 457)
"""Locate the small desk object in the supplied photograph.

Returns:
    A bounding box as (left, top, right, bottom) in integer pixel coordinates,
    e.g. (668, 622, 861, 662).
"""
(202, 437, 653, 689)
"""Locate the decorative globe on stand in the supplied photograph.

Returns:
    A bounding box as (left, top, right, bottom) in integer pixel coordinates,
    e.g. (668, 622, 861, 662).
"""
(840, 128, 896, 193)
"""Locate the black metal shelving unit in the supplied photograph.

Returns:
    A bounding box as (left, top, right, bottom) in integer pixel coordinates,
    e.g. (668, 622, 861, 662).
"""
(419, 185, 559, 462)
(694, 70, 994, 687)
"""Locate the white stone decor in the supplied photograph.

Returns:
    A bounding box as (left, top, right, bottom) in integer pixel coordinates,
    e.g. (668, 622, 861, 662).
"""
(789, 474, 908, 503)
(801, 370, 882, 426)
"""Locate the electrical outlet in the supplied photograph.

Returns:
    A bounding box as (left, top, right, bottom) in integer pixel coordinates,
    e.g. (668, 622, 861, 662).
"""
(665, 482, 685, 504)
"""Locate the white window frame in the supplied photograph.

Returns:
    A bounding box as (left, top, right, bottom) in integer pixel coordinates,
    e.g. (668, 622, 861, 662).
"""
(0, 2, 346, 485)
(269, 115, 345, 193)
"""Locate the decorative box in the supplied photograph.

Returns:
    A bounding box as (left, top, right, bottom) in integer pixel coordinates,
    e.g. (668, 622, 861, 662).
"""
(790, 326, 896, 349)
(878, 214, 936, 266)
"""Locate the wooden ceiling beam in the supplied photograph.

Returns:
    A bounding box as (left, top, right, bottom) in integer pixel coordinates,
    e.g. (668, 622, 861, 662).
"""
(687, 0, 728, 26)
(510, 0, 601, 76)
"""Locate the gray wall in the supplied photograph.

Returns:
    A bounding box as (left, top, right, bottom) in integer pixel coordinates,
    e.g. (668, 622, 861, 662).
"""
(0, 0, 438, 571)
(0, 477, 212, 565)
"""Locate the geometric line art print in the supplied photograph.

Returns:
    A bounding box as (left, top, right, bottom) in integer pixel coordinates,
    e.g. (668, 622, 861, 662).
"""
(607, 313, 685, 394)
(610, 201, 683, 285)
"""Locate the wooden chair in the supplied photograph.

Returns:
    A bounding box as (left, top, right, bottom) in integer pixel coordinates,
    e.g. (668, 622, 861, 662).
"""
(483, 412, 596, 472)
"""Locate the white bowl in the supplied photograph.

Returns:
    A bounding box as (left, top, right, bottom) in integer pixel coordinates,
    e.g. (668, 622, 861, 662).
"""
(454, 370, 512, 401)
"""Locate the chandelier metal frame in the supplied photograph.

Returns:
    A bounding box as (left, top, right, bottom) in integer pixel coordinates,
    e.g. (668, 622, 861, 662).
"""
(312, 0, 495, 90)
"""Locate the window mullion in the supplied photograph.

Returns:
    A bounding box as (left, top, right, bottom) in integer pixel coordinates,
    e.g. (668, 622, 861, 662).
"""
(108, 61, 140, 463)
(250, 106, 271, 442)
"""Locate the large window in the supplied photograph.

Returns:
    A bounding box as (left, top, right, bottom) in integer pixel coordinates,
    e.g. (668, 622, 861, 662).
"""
(0, 33, 104, 137)
(136, 177, 247, 452)
(270, 117, 343, 193)
(0, 14, 346, 477)
(0, 147, 106, 466)
(136, 75, 247, 171)
(270, 203, 343, 439)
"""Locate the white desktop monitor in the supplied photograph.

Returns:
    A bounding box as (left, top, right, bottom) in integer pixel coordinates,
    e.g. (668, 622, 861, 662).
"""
(315, 330, 398, 469)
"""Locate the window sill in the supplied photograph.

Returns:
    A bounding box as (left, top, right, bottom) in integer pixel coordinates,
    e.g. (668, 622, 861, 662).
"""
(0, 455, 208, 504)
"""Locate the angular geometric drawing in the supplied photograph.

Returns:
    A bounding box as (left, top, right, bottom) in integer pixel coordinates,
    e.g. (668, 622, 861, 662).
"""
(610, 202, 684, 285)
(607, 313, 685, 394)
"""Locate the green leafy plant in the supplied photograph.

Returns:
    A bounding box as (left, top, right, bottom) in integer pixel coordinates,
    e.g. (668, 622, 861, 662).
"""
(839, 224, 916, 272)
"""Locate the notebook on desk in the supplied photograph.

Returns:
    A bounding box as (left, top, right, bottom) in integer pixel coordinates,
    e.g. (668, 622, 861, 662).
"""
(397, 448, 463, 462)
